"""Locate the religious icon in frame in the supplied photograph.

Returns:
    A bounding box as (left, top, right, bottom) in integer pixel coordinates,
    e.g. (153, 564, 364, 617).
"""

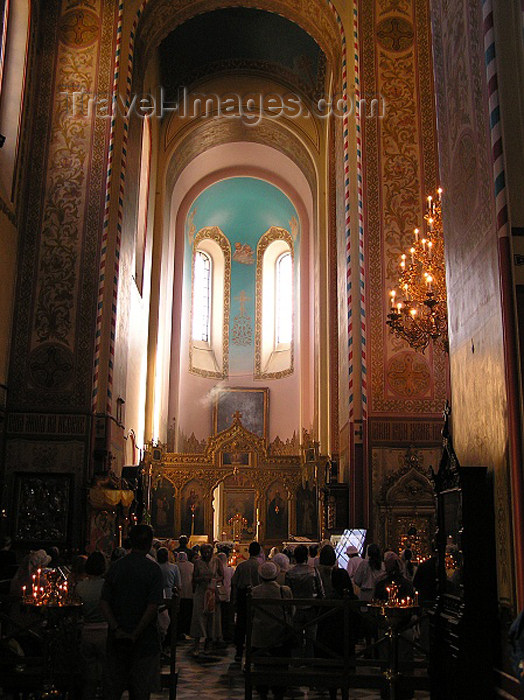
(152, 478, 175, 537)
(266, 481, 288, 540)
(214, 387, 269, 443)
(13, 472, 72, 544)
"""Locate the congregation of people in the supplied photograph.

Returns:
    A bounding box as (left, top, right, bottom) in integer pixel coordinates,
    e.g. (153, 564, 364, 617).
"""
(0, 530, 434, 700)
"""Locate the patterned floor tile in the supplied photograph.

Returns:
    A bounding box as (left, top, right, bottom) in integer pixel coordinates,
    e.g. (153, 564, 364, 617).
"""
(149, 640, 430, 699)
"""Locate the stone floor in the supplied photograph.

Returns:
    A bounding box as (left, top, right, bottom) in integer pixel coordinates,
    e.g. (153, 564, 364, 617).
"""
(152, 639, 431, 699)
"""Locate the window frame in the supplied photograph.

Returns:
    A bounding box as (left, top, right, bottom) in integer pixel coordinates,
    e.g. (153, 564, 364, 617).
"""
(189, 227, 231, 379)
(254, 227, 294, 379)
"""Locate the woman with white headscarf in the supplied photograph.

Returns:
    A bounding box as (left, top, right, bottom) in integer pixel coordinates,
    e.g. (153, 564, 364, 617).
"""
(272, 552, 290, 585)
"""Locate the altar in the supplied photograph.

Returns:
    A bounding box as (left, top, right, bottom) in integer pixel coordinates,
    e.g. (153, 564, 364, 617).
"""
(144, 414, 323, 544)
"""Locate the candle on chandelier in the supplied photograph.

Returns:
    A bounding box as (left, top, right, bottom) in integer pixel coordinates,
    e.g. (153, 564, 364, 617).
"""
(390, 290, 396, 311)
(410, 247, 415, 264)
(426, 275, 433, 292)
(437, 187, 442, 202)
(414, 227, 419, 242)
(427, 240, 433, 259)
(421, 239, 426, 251)
(428, 217, 433, 232)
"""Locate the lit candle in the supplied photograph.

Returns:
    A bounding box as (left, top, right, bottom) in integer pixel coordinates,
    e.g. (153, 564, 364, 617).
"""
(421, 238, 426, 251)
(414, 227, 419, 242)
(22, 585, 26, 598)
(396, 302, 402, 313)
(428, 217, 433, 232)
(437, 187, 442, 201)
(410, 247, 415, 264)
(427, 240, 433, 258)
(414, 590, 419, 605)
(426, 274, 433, 292)
(118, 525, 123, 547)
(390, 290, 396, 311)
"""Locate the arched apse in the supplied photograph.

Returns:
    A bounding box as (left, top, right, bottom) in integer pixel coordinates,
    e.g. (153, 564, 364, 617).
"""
(147, 141, 315, 452)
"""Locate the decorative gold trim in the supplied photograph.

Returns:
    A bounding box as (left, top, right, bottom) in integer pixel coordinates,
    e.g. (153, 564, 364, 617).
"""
(145, 415, 304, 501)
(189, 226, 231, 378)
(254, 227, 294, 379)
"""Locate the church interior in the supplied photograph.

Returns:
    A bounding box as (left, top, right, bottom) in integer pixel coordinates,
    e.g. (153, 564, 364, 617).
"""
(1, 0, 524, 698)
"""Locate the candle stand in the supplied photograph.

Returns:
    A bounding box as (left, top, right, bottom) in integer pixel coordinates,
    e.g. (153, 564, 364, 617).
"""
(368, 599, 419, 700)
(21, 569, 83, 697)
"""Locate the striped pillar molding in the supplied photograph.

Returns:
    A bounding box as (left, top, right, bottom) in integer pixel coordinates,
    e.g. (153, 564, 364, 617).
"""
(482, 0, 509, 238)
(353, 0, 366, 420)
(92, 0, 125, 413)
(324, 0, 355, 419)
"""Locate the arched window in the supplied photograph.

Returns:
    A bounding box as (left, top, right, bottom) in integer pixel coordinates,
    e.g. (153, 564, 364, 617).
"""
(189, 227, 231, 378)
(192, 250, 211, 343)
(275, 251, 292, 346)
(255, 227, 294, 378)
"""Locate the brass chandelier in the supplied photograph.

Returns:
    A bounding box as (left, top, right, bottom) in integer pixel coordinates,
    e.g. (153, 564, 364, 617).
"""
(386, 188, 449, 353)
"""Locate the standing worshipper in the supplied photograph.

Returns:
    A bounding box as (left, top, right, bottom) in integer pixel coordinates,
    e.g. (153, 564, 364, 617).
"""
(284, 544, 324, 657)
(353, 544, 384, 602)
(250, 561, 293, 700)
(316, 544, 337, 598)
(76, 551, 107, 700)
(189, 543, 224, 655)
(217, 552, 234, 642)
(316, 568, 357, 700)
(176, 552, 194, 639)
(231, 541, 262, 662)
(272, 552, 290, 585)
(174, 535, 194, 562)
(345, 545, 363, 583)
(100, 524, 164, 700)
(374, 551, 414, 601)
(400, 548, 415, 582)
(157, 547, 181, 598)
(157, 546, 181, 649)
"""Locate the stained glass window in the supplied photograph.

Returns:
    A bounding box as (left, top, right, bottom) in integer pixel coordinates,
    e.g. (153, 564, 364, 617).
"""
(192, 250, 211, 342)
(276, 251, 292, 345)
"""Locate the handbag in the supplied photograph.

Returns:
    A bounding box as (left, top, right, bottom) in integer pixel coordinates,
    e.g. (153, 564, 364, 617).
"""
(216, 581, 228, 602)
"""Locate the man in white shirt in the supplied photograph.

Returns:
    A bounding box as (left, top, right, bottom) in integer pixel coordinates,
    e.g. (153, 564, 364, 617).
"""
(345, 545, 363, 581)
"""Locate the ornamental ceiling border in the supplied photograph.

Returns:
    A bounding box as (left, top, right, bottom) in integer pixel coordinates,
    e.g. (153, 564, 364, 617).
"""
(164, 116, 317, 196)
(134, 0, 342, 88)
